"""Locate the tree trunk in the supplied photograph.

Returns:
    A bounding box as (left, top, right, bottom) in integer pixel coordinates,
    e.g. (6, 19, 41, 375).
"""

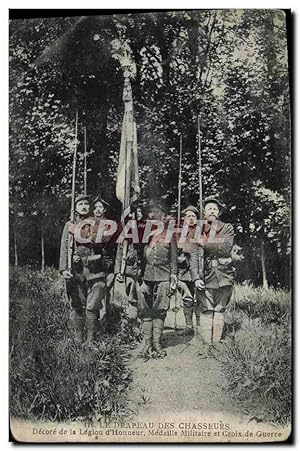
(14, 228, 18, 267)
(41, 231, 45, 272)
(261, 240, 268, 289)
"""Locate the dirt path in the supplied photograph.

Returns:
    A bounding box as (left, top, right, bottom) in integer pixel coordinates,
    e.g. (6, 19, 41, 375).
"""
(126, 308, 242, 421)
(124, 312, 291, 443)
(128, 328, 241, 418)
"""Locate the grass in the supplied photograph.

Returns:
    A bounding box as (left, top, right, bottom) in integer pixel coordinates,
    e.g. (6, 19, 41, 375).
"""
(10, 266, 136, 423)
(218, 284, 292, 425)
(9, 267, 292, 426)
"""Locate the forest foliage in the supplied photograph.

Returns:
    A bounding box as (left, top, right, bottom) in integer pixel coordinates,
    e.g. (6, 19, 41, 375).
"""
(9, 10, 291, 287)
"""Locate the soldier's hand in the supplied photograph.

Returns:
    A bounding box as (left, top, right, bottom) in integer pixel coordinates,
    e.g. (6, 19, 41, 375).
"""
(195, 279, 205, 291)
(178, 254, 186, 264)
(116, 273, 125, 283)
(62, 270, 73, 280)
(73, 254, 81, 263)
(67, 222, 75, 234)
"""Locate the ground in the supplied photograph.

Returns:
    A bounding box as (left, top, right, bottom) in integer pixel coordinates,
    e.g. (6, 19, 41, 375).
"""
(127, 307, 242, 420)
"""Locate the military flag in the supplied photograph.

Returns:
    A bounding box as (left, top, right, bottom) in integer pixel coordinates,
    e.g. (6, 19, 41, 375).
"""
(116, 72, 140, 222)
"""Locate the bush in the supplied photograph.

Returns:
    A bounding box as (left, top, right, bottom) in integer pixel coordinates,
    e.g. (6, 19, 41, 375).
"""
(10, 267, 133, 422)
(9, 265, 63, 301)
(228, 284, 291, 325)
(217, 317, 291, 425)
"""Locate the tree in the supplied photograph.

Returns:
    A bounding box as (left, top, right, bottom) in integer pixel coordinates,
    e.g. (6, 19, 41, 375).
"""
(9, 11, 291, 286)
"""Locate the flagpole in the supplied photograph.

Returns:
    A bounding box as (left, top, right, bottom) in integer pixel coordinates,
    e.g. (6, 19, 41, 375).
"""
(115, 46, 140, 276)
(68, 110, 78, 272)
(120, 134, 129, 276)
(177, 134, 183, 226)
(197, 113, 205, 286)
(83, 125, 87, 195)
(198, 114, 203, 216)
(120, 53, 131, 275)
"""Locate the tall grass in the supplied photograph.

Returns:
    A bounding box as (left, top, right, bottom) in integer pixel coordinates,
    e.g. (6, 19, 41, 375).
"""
(10, 267, 133, 422)
(218, 284, 292, 425)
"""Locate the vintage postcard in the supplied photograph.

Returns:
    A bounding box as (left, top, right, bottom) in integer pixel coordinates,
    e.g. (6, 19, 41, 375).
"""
(9, 9, 292, 443)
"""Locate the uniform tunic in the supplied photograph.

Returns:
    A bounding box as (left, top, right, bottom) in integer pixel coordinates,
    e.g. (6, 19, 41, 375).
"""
(190, 221, 234, 312)
(177, 226, 198, 307)
(114, 241, 143, 308)
(59, 217, 114, 315)
(139, 233, 177, 319)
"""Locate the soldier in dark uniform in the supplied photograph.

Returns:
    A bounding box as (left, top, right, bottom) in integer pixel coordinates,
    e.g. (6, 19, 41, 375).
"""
(190, 196, 234, 349)
(114, 207, 145, 322)
(177, 205, 199, 335)
(138, 202, 178, 358)
(60, 194, 113, 345)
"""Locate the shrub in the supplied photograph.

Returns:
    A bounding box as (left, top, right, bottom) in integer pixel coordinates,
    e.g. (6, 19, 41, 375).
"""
(10, 267, 133, 422)
(228, 284, 291, 325)
(217, 317, 291, 425)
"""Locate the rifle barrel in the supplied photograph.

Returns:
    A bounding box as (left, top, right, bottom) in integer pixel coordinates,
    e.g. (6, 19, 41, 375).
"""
(84, 125, 87, 195)
(177, 134, 183, 226)
(198, 114, 202, 215)
(70, 111, 79, 222)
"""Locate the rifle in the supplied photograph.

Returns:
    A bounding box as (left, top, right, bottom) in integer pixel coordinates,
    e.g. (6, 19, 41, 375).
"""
(197, 114, 204, 280)
(174, 134, 183, 330)
(177, 134, 183, 227)
(67, 111, 79, 272)
(120, 239, 129, 276)
(83, 125, 87, 195)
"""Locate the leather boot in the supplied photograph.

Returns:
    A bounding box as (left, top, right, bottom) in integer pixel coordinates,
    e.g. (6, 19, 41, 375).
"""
(212, 312, 225, 343)
(85, 310, 98, 344)
(153, 318, 167, 358)
(138, 319, 153, 358)
(71, 310, 85, 343)
(178, 304, 194, 336)
(194, 305, 201, 336)
(199, 312, 214, 345)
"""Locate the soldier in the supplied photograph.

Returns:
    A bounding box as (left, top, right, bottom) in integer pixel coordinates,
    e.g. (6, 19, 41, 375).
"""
(60, 194, 113, 345)
(190, 195, 234, 351)
(177, 205, 199, 335)
(114, 207, 145, 323)
(138, 201, 178, 358)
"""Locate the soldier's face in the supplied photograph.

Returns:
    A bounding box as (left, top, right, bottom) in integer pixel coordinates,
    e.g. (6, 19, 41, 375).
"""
(136, 207, 143, 220)
(204, 202, 220, 221)
(184, 211, 197, 226)
(148, 207, 165, 221)
(94, 201, 105, 218)
(75, 200, 90, 216)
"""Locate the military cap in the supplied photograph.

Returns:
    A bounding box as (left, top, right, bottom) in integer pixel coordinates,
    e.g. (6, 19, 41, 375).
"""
(182, 205, 199, 217)
(75, 193, 91, 205)
(93, 195, 109, 208)
(203, 195, 225, 211)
